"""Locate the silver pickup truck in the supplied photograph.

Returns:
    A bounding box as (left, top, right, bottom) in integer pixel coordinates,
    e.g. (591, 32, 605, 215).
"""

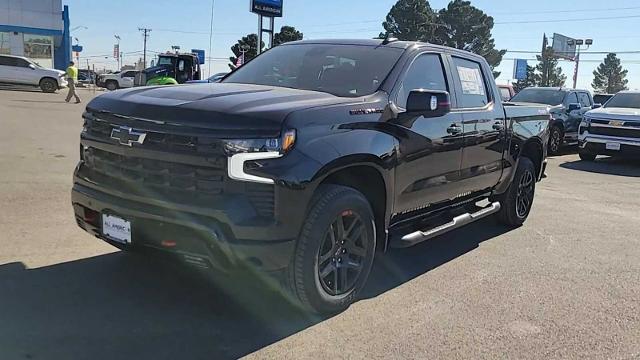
(579, 91, 640, 161)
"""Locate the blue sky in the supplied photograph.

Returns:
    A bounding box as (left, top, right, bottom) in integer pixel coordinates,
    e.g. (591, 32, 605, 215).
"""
(64, 0, 640, 91)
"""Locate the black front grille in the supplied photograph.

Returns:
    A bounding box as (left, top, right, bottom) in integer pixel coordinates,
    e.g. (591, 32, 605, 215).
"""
(85, 148, 225, 195)
(590, 126, 640, 139)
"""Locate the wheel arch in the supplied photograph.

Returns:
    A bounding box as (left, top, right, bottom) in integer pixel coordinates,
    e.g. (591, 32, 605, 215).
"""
(519, 137, 545, 180)
(39, 76, 58, 86)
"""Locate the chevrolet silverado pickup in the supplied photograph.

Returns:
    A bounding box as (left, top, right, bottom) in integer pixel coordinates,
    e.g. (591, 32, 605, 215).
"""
(72, 39, 549, 313)
(579, 91, 640, 160)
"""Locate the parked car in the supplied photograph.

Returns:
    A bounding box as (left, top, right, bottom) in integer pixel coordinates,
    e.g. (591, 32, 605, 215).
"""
(579, 91, 640, 161)
(97, 70, 139, 91)
(186, 72, 228, 84)
(498, 84, 515, 102)
(510, 87, 595, 155)
(72, 39, 549, 313)
(593, 93, 614, 106)
(135, 53, 201, 86)
(0, 54, 67, 93)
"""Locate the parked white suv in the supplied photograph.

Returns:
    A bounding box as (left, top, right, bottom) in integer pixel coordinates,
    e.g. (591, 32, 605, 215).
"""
(97, 70, 139, 91)
(0, 54, 67, 93)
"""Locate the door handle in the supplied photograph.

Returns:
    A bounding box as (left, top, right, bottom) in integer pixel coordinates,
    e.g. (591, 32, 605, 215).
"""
(447, 124, 462, 135)
(492, 122, 505, 131)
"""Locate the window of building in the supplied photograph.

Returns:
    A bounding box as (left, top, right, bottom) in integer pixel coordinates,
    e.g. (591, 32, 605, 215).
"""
(0, 32, 11, 55)
(24, 34, 53, 68)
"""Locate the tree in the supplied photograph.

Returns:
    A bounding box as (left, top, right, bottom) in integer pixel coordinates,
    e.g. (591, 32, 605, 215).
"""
(274, 26, 303, 46)
(513, 65, 536, 92)
(229, 34, 264, 70)
(433, 0, 506, 77)
(535, 47, 566, 87)
(592, 53, 628, 94)
(380, 0, 437, 41)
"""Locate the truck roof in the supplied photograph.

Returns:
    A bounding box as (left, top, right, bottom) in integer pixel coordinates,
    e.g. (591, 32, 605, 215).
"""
(525, 87, 591, 93)
(281, 39, 487, 62)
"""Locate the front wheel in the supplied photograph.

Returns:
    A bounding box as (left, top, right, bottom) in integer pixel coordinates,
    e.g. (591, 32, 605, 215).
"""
(105, 81, 118, 91)
(288, 185, 376, 314)
(39, 78, 57, 93)
(495, 157, 536, 227)
(548, 126, 563, 156)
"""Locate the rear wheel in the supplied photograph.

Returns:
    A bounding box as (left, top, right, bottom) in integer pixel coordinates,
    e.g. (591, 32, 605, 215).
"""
(496, 157, 536, 227)
(579, 151, 597, 161)
(39, 78, 57, 93)
(548, 126, 563, 155)
(288, 185, 376, 314)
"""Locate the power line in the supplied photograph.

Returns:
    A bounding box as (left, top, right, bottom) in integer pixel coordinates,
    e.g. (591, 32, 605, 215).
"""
(491, 5, 640, 15)
(495, 14, 640, 25)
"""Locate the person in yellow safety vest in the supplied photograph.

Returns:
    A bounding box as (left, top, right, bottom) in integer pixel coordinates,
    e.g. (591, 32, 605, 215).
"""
(65, 61, 81, 104)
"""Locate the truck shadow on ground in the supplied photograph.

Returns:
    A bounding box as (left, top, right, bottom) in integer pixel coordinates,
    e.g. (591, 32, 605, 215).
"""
(0, 218, 508, 360)
(560, 156, 640, 177)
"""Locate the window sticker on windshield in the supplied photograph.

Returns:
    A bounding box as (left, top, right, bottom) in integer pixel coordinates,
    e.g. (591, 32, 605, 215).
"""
(457, 66, 485, 95)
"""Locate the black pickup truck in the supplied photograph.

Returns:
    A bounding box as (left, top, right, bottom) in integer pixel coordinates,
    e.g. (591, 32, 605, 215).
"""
(72, 39, 549, 313)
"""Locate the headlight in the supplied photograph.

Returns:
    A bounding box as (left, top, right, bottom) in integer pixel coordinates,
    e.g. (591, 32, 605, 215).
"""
(223, 129, 296, 156)
(580, 117, 591, 128)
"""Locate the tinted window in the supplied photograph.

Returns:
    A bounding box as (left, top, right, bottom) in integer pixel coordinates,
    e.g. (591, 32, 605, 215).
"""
(604, 93, 640, 109)
(396, 54, 447, 108)
(224, 44, 404, 97)
(0, 56, 17, 66)
(452, 57, 489, 108)
(593, 94, 613, 105)
(511, 89, 566, 105)
(14, 58, 30, 68)
(566, 92, 579, 105)
(578, 92, 592, 107)
(122, 71, 136, 77)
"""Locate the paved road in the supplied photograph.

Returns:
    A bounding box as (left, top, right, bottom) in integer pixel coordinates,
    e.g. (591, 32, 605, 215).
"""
(1, 89, 639, 360)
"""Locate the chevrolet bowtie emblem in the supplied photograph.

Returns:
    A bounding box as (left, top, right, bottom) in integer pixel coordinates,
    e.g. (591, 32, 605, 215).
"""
(609, 120, 626, 127)
(110, 126, 147, 146)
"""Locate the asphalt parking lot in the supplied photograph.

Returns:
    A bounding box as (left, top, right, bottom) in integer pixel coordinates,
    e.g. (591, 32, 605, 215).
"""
(1, 88, 639, 360)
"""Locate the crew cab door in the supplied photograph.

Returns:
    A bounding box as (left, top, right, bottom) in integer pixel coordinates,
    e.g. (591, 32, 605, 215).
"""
(449, 56, 506, 193)
(0, 56, 16, 83)
(392, 53, 465, 214)
(120, 71, 136, 88)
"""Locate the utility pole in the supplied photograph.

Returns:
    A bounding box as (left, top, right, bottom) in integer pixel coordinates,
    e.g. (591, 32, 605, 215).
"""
(138, 28, 151, 68)
(568, 38, 593, 89)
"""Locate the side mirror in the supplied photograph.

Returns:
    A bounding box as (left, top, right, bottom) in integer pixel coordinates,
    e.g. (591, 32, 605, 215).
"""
(28, 64, 36, 70)
(567, 103, 581, 112)
(406, 90, 451, 118)
(592, 103, 602, 109)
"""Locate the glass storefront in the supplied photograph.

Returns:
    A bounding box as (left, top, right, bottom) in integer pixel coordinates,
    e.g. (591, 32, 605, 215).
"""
(24, 34, 54, 69)
(0, 32, 10, 55)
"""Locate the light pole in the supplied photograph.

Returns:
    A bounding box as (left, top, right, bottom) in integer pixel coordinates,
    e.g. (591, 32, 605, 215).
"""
(114, 35, 121, 70)
(568, 38, 593, 89)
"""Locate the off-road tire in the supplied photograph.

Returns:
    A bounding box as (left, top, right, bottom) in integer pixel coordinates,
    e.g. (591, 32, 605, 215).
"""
(288, 185, 376, 314)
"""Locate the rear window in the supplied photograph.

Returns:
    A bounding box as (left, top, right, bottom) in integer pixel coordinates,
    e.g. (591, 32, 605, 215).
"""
(604, 93, 640, 109)
(511, 89, 566, 106)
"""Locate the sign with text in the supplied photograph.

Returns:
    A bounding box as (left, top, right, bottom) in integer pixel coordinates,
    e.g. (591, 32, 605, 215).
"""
(251, 0, 283, 17)
(191, 49, 205, 65)
(513, 59, 528, 80)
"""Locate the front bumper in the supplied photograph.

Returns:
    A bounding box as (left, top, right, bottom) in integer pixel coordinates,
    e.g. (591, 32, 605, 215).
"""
(579, 132, 640, 156)
(72, 177, 296, 272)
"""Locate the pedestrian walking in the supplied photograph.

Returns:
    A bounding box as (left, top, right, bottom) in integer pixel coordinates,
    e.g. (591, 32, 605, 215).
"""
(65, 61, 81, 104)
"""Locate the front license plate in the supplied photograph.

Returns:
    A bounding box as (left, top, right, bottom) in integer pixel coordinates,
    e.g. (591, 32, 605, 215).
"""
(606, 142, 621, 151)
(102, 214, 131, 244)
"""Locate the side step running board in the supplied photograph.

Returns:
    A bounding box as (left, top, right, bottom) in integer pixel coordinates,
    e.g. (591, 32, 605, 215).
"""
(395, 202, 501, 247)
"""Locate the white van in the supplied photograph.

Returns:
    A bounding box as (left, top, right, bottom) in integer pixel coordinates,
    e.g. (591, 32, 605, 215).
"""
(0, 54, 68, 93)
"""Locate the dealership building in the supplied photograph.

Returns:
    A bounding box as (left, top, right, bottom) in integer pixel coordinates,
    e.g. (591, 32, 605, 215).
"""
(0, 0, 71, 70)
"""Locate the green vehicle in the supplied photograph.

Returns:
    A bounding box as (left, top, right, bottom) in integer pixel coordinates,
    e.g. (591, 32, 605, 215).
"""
(135, 52, 202, 86)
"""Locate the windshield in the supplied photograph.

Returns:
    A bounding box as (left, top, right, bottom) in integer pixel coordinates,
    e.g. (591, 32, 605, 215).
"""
(223, 44, 403, 97)
(156, 57, 174, 66)
(604, 93, 640, 109)
(511, 89, 566, 106)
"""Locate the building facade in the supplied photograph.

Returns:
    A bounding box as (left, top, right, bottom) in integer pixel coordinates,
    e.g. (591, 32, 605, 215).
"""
(0, 0, 70, 70)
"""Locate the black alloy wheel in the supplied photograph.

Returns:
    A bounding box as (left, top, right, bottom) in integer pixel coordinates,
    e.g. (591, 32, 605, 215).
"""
(515, 167, 535, 219)
(317, 210, 369, 296)
(548, 126, 562, 155)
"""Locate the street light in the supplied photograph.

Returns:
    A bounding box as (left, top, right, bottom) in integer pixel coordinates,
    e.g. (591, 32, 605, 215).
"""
(568, 38, 593, 89)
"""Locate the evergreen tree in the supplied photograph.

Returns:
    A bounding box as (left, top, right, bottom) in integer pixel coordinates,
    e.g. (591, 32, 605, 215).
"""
(535, 47, 566, 87)
(380, 0, 437, 41)
(229, 34, 264, 70)
(433, 0, 506, 76)
(513, 65, 536, 92)
(274, 26, 304, 46)
(592, 53, 629, 93)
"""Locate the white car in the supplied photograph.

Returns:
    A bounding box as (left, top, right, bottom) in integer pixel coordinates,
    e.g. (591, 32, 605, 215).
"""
(579, 91, 640, 161)
(97, 70, 139, 91)
(0, 54, 67, 93)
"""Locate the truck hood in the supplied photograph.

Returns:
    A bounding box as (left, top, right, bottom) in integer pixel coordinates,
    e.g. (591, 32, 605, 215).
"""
(86, 83, 359, 137)
(587, 107, 640, 121)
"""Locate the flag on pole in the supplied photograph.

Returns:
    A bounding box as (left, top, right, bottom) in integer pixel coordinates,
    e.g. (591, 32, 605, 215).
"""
(235, 53, 245, 68)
